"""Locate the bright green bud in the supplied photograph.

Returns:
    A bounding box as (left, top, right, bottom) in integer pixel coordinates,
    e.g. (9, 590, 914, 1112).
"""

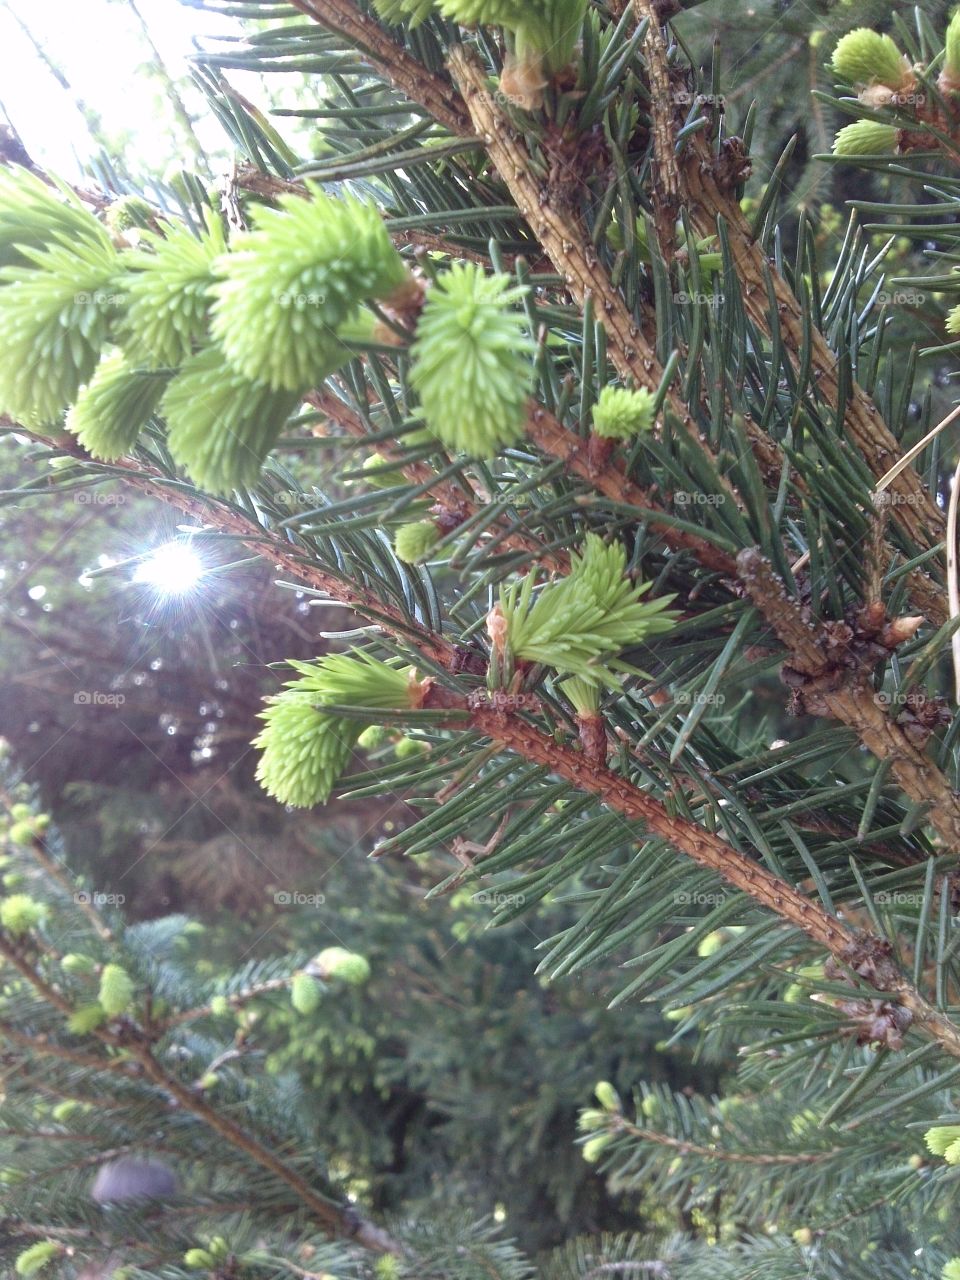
(411, 262, 535, 458)
(926, 1125, 960, 1163)
(67, 1003, 107, 1035)
(371, 0, 435, 25)
(254, 654, 416, 806)
(212, 184, 408, 390)
(209, 995, 230, 1017)
(438, 0, 586, 72)
(2, 873, 23, 888)
(944, 1262, 960, 1280)
(0, 168, 111, 271)
(161, 346, 301, 493)
(0, 235, 119, 425)
(640, 1094, 660, 1119)
(8, 821, 34, 845)
(595, 1081, 621, 1112)
(362, 454, 406, 489)
(98, 963, 135, 1016)
(0, 894, 45, 935)
(67, 350, 170, 461)
(946, 10, 960, 79)
(314, 946, 371, 985)
(582, 1134, 612, 1163)
(52, 1100, 81, 1122)
(697, 930, 727, 958)
(946, 303, 960, 335)
(357, 724, 387, 751)
(394, 519, 440, 564)
(561, 675, 600, 717)
(578, 1108, 606, 1130)
(830, 28, 906, 87)
(106, 196, 155, 233)
(184, 1249, 215, 1269)
(120, 212, 226, 368)
(9, 803, 31, 820)
(832, 121, 898, 157)
(394, 736, 427, 760)
(499, 534, 676, 687)
(592, 385, 656, 439)
(793, 1228, 813, 1247)
(199, 1072, 219, 1090)
(254, 698, 359, 808)
(15, 1242, 60, 1276)
(291, 972, 322, 1014)
(62, 953, 96, 975)
(290, 652, 416, 710)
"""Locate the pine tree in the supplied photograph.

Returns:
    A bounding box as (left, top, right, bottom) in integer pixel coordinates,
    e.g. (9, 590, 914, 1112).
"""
(4, 1, 960, 1276)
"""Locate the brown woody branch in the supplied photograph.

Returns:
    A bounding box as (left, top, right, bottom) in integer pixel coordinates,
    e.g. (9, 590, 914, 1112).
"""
(736, 547, 960, 850)
(632, 0, 681, 258)
(286, 0, 471, 136)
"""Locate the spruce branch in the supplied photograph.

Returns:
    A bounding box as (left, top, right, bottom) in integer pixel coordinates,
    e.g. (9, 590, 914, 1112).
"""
(736, 548, 960, 852)
(448, 45, 691, 418)
(127, 1044, 404, 1256)
(12, 421, 960, 1060)
(286, 0, 472, 136)
(608, 1118, 842, 1166)
(681, 133, 945, 563)
(523, 403, 736, 574)
(632, 0, 681, 258)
